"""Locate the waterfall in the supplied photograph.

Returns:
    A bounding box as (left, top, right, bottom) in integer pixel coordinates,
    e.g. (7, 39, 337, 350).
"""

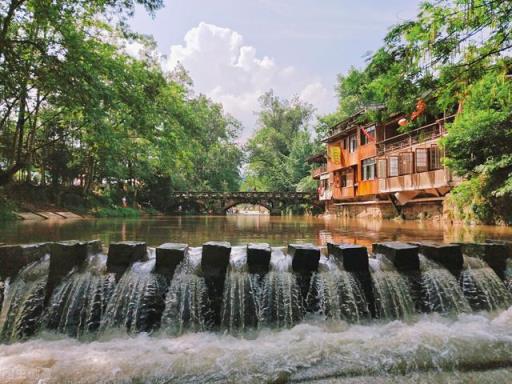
(0, 241, 511, 343)
(506, 258, 512, 292)
(419, 255, 470, 314)
(0, 258, 49, 341)
(259, 247, 304, 328)
(460, 256, 512, 311)
(309, 257, 369, 322)
(369, 257, 415, 319)
(161, 247, 212, 334)
(99, 259, 168, 334)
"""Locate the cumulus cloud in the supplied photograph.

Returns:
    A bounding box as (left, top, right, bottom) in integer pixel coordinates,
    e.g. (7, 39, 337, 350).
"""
(166, 22, 336, 140)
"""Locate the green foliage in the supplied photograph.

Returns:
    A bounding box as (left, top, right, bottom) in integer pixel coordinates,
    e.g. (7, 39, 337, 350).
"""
(94, 207, 140, 218)
(245, 91, 319, 192)
(0, 0, 242, 213)
(443, 69, 512, 224)
(0, 193, 17, 221)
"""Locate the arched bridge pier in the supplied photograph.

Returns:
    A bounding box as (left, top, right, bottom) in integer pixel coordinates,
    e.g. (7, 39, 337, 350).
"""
(168, 191, 321, 215)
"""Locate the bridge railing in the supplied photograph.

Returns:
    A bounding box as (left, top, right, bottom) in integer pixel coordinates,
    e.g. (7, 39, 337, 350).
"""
(168, 191, 316, 200)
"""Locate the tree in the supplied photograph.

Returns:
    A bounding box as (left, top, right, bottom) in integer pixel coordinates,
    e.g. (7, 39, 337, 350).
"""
(245, 91, 319, 192)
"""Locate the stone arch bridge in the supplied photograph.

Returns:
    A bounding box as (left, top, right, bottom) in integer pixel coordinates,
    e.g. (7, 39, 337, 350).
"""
(168, 191, 321, 215)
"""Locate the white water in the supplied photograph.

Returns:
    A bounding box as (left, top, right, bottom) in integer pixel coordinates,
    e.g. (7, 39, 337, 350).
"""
(0, 307, 511, 383)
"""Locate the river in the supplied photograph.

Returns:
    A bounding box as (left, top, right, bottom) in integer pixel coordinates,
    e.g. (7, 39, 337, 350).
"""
(2, 215, 512, 246)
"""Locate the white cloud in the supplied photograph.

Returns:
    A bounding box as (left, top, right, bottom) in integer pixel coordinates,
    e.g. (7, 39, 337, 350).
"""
(166, 22, 336, 141)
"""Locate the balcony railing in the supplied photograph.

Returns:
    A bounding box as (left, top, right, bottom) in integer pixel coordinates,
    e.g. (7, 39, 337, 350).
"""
(376, 115, 455, 156)
(311, 165, 328, 178)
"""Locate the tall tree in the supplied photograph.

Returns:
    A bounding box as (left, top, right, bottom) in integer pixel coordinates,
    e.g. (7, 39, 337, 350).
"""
(245, 91, 318, 192)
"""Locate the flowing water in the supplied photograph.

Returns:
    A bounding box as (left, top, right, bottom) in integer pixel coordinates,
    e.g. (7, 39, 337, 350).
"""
(1, 216, 512, 383)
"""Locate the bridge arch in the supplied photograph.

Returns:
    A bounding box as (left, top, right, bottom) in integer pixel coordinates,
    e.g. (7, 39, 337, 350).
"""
(167, 191, 320, 215)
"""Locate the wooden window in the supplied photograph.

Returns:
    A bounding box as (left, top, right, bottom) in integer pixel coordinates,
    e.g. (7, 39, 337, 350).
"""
(360, 125, 376, 145)
(415, 148, 429, 173)
(362, 158, 376, 180)
(349, 134, 358, 153)
(430, 145, 441, 170)
(388, 156, 399, 177)
(399, 152, 413, 175)
(340, 174, 347, 187)
(377, 158, 387, 178)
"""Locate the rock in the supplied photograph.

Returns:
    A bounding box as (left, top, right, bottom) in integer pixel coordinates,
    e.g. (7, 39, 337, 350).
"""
(247, 243, 271, 274)
(372, 242, 419, 272)
(0, 243, 49, 278)
(107, 241, 147, 273)
(459, 242, 508, 280)
(155, 243, 188, 276)
(327, 243, 369, 272)
(289, 243, 320, 273)
(412, 241, 463, 275)
(201, 241, 231, 276)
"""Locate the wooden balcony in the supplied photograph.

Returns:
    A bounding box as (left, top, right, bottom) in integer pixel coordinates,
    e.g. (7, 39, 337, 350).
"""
(332, 186, 355, 200)
(378, 168, 453, 194)
(376, 116, 454, 156)
(357, 180, 378, 196)
(311, 165, 327, 179)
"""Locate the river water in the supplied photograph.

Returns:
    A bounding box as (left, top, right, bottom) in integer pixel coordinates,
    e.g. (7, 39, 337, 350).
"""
(2, 215, 512, 246)
(1, 215, 512, 383)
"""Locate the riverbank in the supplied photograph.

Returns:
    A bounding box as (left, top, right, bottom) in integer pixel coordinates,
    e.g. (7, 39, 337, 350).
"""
(0, 184, 158, 221)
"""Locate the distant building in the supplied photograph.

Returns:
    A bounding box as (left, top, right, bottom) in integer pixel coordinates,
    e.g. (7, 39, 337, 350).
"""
(310, 109, 459, 218)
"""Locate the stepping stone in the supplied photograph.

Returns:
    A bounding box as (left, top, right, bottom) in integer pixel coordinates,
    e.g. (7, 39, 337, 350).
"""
(412, 241, 463, 274)
(327, 243, 369, 273)
(373, 242, 419, 272)
(247, 243, 271, 274)
(155, 243, 188, 275)
(0, 243, 49, 278)
(201, 241, 231, 276)
(459, 242, 508, 280)
(107, 241, 147, 273)
(289, 243, 320, 273)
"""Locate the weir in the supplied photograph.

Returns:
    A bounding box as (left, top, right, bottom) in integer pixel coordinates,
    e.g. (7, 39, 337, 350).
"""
(0, 239, 511, 342)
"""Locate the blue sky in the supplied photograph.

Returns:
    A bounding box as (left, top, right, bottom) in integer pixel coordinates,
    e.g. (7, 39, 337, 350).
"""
(128, 0, 423, 139)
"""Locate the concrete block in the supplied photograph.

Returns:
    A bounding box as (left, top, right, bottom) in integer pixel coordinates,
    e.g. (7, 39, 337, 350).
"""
(327, 243, 369, 273)
(247, 243, 271, 274)
(155, 243, 187, 275)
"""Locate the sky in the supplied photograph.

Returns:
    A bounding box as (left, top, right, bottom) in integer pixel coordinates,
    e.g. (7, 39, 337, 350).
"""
(128, 0, 423, 140)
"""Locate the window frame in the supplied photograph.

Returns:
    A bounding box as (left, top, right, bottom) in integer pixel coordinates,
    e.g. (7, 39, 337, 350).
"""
(362, 157, 376, 181)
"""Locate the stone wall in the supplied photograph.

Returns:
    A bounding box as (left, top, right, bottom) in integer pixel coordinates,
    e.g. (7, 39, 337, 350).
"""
(329, 200, 444, 221)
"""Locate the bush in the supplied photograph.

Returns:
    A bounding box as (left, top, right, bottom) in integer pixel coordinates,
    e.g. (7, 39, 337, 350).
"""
(0, 194, 17, 221)
(94, 207, 140, 218)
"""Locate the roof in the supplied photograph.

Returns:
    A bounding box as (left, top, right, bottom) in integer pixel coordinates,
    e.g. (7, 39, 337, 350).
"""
(306, 153, 327, 164)
(322, 105, 385, 143)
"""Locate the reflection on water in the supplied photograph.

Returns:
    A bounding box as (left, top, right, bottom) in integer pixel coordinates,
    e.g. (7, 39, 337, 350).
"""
(1, 216, 512, 246)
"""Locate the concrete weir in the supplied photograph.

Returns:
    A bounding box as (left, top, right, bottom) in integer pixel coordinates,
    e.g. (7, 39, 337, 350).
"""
(0, 238, 510, 341)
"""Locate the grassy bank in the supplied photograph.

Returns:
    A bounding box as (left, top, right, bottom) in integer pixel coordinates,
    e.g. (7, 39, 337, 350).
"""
(1, 184, 161, 220)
